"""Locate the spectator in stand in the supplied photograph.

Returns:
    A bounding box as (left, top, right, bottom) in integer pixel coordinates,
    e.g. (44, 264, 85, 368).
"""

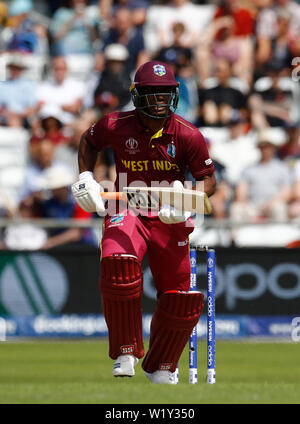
(255, 0, 278, 75)
(30, 105, 69, 148)
(49, 0, 106, 55)
(198, 58, 248, 127)
(37, 167, 97, 249)
(213, 0, 256, 37)
(4, 0, 49, 55)
(1, 165, 95, 250)
(0, 54, 37, 127)
(155, 21, 195, 78)
(230, 128, 291, 223)
(248, 62, 300, 129)
(208, 111, 260, 186)
(102, 6, 150, 73)
(112, 0, 150, 28)
(5, 0, 37, 53)
(94, 43, 133, 112)
(19, 138, 75, 201)
(36, 56, 86, 127)
(255, 6, 294, 78)
(195, 3, 254, 86)
(154, 0, 211, 51)
(270, 8, 294, 75)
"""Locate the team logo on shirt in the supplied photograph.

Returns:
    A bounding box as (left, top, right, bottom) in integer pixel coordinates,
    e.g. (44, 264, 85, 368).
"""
(153, 64, 166, 76)
(167, 143, 176, 158)
(125, 138, 140, 154)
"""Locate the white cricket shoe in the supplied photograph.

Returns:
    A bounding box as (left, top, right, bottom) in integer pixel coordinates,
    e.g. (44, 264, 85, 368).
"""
(145, 370, 177, 384)
(113, 355, 139, 377)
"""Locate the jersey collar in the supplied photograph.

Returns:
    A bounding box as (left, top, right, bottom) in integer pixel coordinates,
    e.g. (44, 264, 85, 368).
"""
(134, 110, 176, 136)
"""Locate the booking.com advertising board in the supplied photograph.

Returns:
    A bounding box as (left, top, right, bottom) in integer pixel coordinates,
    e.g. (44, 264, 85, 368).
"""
(0, 246, 299, 340)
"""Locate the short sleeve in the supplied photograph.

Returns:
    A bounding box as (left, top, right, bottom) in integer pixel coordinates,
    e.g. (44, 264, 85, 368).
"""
(85, 115, 112, 152)
(185, 130, 215, 179)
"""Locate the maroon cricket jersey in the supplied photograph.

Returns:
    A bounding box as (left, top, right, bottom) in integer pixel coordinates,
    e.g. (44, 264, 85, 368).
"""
(85, 109, 214, 189)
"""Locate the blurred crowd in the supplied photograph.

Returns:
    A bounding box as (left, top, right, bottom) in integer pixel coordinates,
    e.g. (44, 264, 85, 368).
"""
(0, 0, 300, 249)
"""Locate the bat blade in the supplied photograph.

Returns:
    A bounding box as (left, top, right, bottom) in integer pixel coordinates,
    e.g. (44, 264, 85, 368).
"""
(123, 187, 212, 215)
(125, 190, 159, 210)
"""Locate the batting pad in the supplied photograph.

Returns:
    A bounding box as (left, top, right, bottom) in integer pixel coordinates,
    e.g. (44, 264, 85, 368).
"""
(100, 255, 144, 359)
(142, 291, 204, 373)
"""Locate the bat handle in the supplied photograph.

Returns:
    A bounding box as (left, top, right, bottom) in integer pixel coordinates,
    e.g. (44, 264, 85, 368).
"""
(101, 192, 124, 201)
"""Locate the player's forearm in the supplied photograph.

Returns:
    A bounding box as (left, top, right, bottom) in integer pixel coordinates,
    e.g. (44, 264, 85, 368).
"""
(203, 174, 216, 197)
(78, 134, 98, 173)
(193, 174, 216, 197)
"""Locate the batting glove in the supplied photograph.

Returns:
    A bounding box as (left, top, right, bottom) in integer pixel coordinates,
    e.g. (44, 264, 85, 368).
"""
(71, 171, 105, 213)
(158, 180, 191, 224)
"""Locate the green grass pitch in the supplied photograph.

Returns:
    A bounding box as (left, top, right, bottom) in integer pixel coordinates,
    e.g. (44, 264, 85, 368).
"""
(0, 339, 300, 404)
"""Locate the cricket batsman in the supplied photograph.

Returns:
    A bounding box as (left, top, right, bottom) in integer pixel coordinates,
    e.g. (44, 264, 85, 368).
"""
(72, 61, 216, 384)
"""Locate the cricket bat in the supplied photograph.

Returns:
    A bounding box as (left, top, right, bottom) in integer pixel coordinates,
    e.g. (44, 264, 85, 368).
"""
(100, 186, 212, 215)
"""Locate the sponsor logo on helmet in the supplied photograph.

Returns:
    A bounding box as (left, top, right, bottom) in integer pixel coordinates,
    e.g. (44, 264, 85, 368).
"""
(153, 64, 166, 76)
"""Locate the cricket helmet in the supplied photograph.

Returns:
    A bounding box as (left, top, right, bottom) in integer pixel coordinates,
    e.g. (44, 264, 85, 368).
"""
(130, 61, 179, 119)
